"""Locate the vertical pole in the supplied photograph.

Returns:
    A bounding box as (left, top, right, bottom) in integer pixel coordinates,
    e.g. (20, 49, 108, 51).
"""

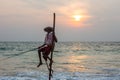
(49, 13, 56, 80)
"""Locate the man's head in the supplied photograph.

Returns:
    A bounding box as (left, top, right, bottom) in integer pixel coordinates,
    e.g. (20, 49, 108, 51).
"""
(44, 26, 53, 32)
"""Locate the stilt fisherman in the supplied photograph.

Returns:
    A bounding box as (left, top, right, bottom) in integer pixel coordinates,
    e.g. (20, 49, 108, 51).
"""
(37, 26, 57, 67)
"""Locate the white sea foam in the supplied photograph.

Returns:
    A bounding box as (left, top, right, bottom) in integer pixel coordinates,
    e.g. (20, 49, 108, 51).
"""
(0, 71, 120, 80)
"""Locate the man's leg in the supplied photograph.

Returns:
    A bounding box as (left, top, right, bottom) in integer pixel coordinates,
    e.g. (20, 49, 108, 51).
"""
(43, 54, 53, 66)
(37, 49, 43, 67)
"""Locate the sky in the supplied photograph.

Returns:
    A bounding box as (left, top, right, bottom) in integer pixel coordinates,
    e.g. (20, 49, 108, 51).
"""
(0, 0, 120, 42)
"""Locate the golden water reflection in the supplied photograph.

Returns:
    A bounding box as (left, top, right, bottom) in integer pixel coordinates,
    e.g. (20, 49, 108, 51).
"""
(65, 55, 90, 72)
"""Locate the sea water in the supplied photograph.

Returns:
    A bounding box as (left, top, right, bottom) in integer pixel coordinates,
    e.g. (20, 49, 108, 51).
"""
(0, 42, 120, 80)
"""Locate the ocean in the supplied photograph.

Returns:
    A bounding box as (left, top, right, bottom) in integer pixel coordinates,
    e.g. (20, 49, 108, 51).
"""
(0, 42, 120, 80)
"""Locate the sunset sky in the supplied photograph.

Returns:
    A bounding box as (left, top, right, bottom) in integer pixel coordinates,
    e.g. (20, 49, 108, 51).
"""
(0, 0, 120, 41)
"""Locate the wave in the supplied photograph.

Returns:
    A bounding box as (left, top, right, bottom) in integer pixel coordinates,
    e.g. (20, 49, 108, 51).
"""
(0, 71, 120, 80)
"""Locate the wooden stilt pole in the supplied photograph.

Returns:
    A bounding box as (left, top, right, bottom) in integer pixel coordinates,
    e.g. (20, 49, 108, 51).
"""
(49, 13, 56, 80)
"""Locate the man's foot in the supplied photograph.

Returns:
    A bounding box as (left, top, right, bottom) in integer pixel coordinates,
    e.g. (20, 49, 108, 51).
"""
(37, 63, 43, 67)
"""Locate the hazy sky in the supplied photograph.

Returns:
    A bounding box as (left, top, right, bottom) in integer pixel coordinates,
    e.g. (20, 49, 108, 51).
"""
(0, 0, 120, 41)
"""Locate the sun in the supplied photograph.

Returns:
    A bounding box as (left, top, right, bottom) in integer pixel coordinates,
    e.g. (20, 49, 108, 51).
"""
(73, 15, 82, 21)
